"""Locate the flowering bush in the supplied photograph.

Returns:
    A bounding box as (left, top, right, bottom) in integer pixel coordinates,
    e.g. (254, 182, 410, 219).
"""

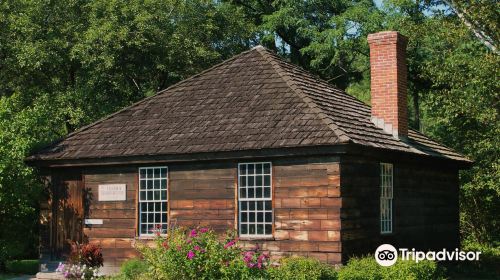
(138, 226, 270, 280)
(56, 262, 100, 280)
(57, 242, 103, 279)
(69, 243, 104, 268)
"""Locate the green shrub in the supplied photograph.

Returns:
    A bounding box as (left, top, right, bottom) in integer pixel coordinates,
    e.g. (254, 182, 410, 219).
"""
(5, 259, 39, 275)
(268, 256, 337, 280)
(119, 258, 148, 280)
(337, 256, 445, 280)
(443, 242, 500, 278)
(138, 227, 270, 280)
(337, 256, 381, 280)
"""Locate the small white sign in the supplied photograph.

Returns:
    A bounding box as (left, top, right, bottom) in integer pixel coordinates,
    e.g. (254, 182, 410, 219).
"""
(98, 184, 126, 201)
(85, 219, 103, 225)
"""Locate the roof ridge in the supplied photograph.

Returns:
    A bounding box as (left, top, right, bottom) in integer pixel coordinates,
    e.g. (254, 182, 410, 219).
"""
(254, 47, 352, 144)
(35, 47, 261, 149)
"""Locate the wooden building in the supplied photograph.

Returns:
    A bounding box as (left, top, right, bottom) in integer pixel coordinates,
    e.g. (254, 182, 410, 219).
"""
(27, 31, 471, 271)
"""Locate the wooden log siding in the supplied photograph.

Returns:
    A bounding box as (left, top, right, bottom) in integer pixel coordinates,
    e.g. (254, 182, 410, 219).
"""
(83, 166, 140, 268)
(340, 156, 460, 261)
(240, 157, 342, 264)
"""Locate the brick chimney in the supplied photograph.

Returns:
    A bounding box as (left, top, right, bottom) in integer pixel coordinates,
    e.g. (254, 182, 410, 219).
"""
(368, 31, 408, 139)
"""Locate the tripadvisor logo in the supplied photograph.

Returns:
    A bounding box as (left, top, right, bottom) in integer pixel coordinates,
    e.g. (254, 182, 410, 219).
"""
(375, 244, 398, 266)
(374, 244, 481, 266)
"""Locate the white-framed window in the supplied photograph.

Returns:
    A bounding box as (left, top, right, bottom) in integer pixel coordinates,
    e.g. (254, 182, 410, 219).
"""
(139, 167, 168, 236)
(380, 163, 393, 234)
(238, 162, 273, 237)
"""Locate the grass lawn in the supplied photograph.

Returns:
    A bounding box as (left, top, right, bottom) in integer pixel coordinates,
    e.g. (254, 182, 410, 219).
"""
(0, 273, 19, 280)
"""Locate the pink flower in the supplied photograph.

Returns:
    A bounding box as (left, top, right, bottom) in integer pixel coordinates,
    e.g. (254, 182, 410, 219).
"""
(190, 229, 197, 237)
(194, 245, 201, 251)
(200, 228, 209, 233)
(187, 250, 195, 260)
(162, 241, 169, 249)
(186, 239, 192, 244)
(224, 240, 235, 249)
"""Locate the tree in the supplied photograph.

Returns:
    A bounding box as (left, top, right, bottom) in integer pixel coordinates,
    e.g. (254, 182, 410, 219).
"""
(230, 0, 382, 90)
(0, 0, 256, 264)
(443, 0, 499, 54)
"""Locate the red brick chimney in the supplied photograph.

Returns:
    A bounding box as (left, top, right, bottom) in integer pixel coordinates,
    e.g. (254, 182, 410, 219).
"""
(368, 31, 408, 139)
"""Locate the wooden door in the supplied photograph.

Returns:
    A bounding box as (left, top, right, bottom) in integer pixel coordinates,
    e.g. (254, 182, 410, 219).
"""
(51, 171, 84, 258)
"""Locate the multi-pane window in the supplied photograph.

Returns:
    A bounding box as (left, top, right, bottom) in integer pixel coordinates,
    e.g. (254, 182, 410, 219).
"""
(139, 167, 168, 236)
(380, 163, 393, 234)
(238, 162, 272, 237)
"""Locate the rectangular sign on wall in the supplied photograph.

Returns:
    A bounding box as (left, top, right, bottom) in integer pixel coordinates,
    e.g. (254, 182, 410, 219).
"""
(85, 219, 103, 225)
(98, 184, 126, 201)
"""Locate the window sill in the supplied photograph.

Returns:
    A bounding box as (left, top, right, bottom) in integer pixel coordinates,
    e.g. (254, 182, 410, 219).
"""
(238, 236, 275, 241)
(135, 235, 165, 240)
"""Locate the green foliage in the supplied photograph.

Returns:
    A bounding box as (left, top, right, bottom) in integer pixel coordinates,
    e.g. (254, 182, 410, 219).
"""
(268, 256, 337, 280)
(0, 0, 256, 266)
(119, 259, 148, 280)
(337, 256, 445, 280)
(138, 227, 269, 280)
(443, 241, 500, 278)
(5, 260, 39, 275)
(232, 0, 382, 90)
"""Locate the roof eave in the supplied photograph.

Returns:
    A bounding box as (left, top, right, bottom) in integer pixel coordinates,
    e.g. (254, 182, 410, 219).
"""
(24, 144, 352, 168)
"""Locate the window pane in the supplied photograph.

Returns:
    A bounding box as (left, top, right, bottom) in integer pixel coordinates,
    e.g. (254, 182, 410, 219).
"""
(238, 163, 272, 237)
(249, 224, 255, 234)
(265, 224, 272, 234)
(264, 163, 270, 174)
(264, 176, 270, 186)
(380, 163, 393, 234)
(256, 187, 262, 198)
(265, 201, 272, 210)
(138, 167, 168, 236)
(248, 165, 255, 175)
(248, 188, 254, 198)
(265, 212, 272, 223)
(241, 224, 248, 234)
(255, 164, 262, 174)
(264, 187, 271, 198)
(257, 212, 263, 222)
(257, 224, 264, 234)
(256, 176, 262, 186)
(257, 201, 263, 210)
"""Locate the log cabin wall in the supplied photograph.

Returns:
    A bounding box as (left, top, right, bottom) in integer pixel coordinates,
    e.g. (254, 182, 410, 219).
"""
(46, 155, 343, 269)
(82, 166, 140, 269)
(170, 156, 342, 264)
(340, 155, 460, 261)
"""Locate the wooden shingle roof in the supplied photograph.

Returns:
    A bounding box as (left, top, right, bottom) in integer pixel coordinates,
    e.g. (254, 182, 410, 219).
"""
(28, 46, 470, 164)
